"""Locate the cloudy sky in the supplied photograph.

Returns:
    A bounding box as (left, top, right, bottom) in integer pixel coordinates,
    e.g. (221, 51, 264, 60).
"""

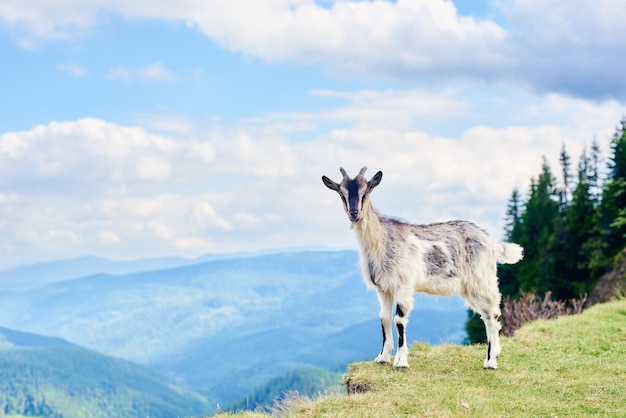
(0, 0, 625, 267)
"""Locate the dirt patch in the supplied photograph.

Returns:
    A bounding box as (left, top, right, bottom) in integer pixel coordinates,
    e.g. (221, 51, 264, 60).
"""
(343, 377, 371, 395)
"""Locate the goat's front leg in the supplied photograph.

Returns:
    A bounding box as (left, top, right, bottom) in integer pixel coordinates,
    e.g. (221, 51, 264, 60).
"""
(374, 291, 394, 364)
(393, 291, 413, 368)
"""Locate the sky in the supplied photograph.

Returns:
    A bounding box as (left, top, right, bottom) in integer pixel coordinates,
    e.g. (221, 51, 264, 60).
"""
(0, 0, 625, 268)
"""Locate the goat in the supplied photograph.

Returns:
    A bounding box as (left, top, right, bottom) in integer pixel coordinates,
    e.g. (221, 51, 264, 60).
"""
(322, 166, 523, 369)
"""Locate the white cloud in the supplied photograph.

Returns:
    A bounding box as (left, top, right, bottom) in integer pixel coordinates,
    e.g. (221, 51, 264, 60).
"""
(309, 89, 471, 129)
(105, 66, 132, 81)
(58, 63, 87, 77)
(0, 86, 623, 266)
(506, 0, 625, 45)
(47, 229, 83, 243)
(504, 0, 626, 99)
(4, 0, 624, 100)
(139, 62, 175, 81)
(99, 230, 120, 243)
(106, 63, 175, 82)
(132, 114, 195, 135)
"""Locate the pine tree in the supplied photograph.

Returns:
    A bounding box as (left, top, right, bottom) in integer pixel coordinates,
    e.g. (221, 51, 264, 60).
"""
(560, 148, 597, 298)
(547, 145, 575, 299)
(504, 189, 523, 243)
(559, 143, 572, 208)
(595, 118, 626, 266)
(518, 158, 560, 293)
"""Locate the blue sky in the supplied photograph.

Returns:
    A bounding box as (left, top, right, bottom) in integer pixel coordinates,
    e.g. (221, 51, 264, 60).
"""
(0, 0, 625, 267)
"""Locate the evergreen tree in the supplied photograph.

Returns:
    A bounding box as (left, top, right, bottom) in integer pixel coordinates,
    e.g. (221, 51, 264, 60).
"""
(547, 145, 576, 299)
(517, 158, 560, 293)
(464, 311, 486, 345)
(504, 188, 523, 243)
(559, 143, 572, 208)
(559, 148, 597, 298)
(594, 118, 626, 269)
(589, 138, 602, 199)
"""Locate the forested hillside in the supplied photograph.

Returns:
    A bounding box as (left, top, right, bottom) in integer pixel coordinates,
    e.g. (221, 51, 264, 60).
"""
(228, 368, 342, 412)
(468, 118, 626, 342)
(0, 328, 213, 417)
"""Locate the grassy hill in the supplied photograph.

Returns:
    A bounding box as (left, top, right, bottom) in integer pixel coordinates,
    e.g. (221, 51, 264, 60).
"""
(221, 299, 626, 417)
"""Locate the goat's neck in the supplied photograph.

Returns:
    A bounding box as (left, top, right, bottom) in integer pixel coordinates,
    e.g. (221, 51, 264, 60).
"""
(353, 200, 386, 259)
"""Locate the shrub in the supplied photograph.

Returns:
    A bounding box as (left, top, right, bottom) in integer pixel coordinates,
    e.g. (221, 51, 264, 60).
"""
(500, 291, 587, 337)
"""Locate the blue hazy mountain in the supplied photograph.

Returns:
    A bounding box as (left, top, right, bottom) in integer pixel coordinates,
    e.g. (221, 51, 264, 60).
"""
(0, 251, 276, 291)
(0, 250, 467, 408)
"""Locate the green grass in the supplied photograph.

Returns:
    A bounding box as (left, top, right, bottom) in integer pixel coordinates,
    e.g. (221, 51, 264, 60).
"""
(219, 299, 626, 417)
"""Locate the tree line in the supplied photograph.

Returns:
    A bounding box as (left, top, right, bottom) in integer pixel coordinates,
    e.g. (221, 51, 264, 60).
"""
(467, 117, 626, 343)
(500, 117, 626, 300)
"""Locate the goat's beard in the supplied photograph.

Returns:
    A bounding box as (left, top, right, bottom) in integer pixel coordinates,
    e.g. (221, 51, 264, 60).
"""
(349, 218, 367, 230)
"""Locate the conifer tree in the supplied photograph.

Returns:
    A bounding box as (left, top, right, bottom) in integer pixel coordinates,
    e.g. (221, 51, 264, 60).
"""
(547, 145, 575, 298)
(518, 158, 560, 293)
(559, 143, 572, 208)
(560, 148, 597, 298)
(594, 118, 626, 269)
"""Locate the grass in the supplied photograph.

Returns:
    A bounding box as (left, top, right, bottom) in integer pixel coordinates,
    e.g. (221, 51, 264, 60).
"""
(218, 299, 626, 417)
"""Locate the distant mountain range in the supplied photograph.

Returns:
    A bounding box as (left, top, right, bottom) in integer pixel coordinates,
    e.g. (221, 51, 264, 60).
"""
(0, 250, 281, 291)
(0, 250, 468, 411)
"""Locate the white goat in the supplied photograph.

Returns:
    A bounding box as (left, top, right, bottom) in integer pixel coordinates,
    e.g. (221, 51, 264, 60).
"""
(322, 167, 523, 369)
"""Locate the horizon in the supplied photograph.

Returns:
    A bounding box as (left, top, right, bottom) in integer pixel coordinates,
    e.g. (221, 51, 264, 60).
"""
(0, 245, 358, 270)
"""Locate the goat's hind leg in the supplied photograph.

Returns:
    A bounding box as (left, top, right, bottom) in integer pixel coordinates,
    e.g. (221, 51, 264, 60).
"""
(466, 286, 502, 369)
(481, 308, 502, 369)
(374, 291, 394, 364)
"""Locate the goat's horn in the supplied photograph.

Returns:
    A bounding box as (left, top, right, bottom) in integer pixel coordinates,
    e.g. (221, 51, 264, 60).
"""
(358, 166, 368, 176)
(339, 167, 348, 178)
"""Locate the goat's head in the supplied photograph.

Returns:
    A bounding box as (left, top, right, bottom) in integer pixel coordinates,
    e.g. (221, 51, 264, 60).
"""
(322, 166, 383, 223)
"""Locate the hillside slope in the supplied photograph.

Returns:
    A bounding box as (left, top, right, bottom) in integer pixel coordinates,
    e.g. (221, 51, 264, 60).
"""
(0, 328, 214, 417)
(226, 299, 626, 417)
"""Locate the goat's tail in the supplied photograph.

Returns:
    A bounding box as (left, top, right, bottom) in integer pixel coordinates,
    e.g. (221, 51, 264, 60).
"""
(497, 242, 524, 264)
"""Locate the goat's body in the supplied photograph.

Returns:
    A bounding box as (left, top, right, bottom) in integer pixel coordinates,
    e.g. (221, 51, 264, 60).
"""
(358, 212, 512, 299)
(322, 167, 524, 369)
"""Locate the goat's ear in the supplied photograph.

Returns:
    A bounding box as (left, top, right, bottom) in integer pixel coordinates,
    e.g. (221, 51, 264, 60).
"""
(369, 171, 383, 190)
(322, 175, 340, 192)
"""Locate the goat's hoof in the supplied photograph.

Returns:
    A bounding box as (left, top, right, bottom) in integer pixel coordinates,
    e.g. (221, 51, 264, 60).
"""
(483, 359, 498, 370)
(374, 353, 392, 364)
(393, 357, 409, 369)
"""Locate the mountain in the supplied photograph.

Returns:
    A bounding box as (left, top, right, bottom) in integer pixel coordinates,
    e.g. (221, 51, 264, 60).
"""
(0, 252, 269, 291)
(0, 250, 467, 408)
(0, 327, 214, 417)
